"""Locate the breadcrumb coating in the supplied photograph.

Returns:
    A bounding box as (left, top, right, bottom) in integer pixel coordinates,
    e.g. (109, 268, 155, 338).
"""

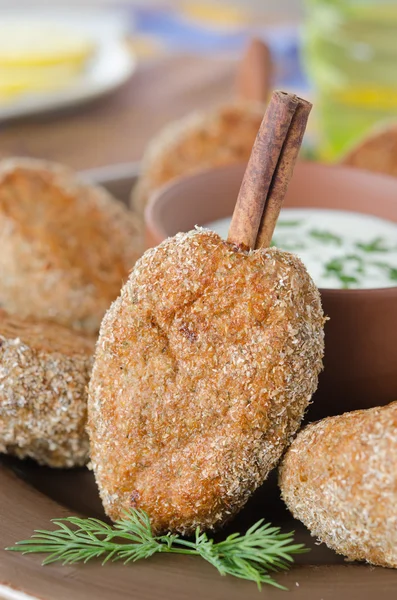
(132, 103, 265, 215)
(0, 309, 94, 467)
(88, 229, 325, 533)
(0, 158, 143, 334)
(279, 401, 397, 568)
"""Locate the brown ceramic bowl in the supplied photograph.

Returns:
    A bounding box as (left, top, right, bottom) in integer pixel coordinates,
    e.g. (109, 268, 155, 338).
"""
(145, 161, 397, 420)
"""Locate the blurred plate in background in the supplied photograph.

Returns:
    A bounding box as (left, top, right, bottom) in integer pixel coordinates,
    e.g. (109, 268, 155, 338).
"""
(0, 8, 136, 121)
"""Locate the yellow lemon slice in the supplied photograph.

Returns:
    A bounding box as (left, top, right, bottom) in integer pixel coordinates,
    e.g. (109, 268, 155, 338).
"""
(0, 23, 95, 67)
(0, 64, 81, 101)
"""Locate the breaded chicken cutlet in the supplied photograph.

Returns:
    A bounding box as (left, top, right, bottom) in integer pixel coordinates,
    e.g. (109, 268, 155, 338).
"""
(88, 229, 325, 534)
(131, 103, 265, 216)
(0, 309, 94, 467)
(132, 36, 273, 216)
(0, 158, 143, 334)
(279, 401, 397, 569)
(342, 123, 397, 176)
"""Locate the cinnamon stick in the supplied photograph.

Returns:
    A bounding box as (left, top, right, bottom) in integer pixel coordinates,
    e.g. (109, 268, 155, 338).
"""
(255, 97, 312, 248)
(227, 91, 311, 250)
(236, 38, 273, 104)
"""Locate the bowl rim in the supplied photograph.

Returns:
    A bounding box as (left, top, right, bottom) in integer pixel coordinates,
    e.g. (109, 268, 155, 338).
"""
(145, 160, 397, 295)
(81, 161, 140, 184)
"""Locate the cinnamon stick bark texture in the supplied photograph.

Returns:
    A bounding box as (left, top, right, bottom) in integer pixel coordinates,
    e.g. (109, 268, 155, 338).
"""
(236, 37, 273, 103)
(256, 98, 312, 248)
(227, 91, 312, 250)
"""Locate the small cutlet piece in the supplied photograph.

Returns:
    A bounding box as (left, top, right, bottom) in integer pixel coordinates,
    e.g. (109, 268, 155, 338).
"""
(0, 309, 94, 467)
(279, 401, 397, 568)
(88, 229, 325, 534)
(0, 158, 143, 334)
(132, 102, 265, 216)
(342, 124, 397, 176)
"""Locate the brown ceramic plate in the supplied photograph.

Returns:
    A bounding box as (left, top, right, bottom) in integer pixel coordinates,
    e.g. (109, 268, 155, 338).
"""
(1, 165, 396, 600)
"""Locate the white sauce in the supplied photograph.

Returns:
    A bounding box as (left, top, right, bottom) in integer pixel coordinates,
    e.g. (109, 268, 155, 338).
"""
(204, 208, 397, 289)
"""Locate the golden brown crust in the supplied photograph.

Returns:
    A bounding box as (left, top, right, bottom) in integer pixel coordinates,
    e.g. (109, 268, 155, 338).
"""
(279, 401, 397, 568)
(88, 229, 325, 533)
(342, 124, 397, 176)
(132, 103, 265, 215)
(0, 309, 94, 467)
(0, 158, 144, 333)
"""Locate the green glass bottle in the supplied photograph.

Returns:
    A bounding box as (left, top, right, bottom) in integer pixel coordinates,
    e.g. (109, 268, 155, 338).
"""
(303, 0, 397, 159)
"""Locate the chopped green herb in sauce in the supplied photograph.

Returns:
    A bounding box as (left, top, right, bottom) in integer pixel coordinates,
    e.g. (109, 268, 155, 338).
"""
(356, 237, 391, 253)
(324, 256, 365, 288)
(339, 275, 359, 288)
(373, 262, 397, 281)
(309, 229, 342, 246)
(276, 220, 302, 227)
(206, 209, 397, 289)
(271, 237, 305, 251)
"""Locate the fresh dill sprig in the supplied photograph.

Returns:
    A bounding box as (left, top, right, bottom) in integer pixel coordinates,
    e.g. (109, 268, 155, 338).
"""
(6, 509, 308, 590)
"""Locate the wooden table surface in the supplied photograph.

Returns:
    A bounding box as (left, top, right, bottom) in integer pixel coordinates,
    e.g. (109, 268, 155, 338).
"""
(0, 56, 236, 171)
